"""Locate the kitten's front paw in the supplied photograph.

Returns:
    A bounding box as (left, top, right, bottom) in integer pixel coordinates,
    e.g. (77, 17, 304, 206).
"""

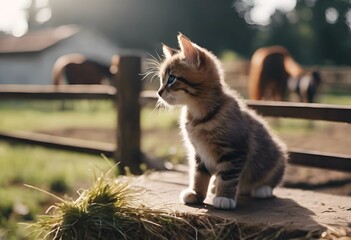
(180, 189, 204, 205)
(251, 186, 273, 198)
(213, 197, 236, 209)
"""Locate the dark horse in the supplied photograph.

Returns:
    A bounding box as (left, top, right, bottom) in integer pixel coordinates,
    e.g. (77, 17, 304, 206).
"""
(248, 46, 321, 103)
(52, 54, 119, 85)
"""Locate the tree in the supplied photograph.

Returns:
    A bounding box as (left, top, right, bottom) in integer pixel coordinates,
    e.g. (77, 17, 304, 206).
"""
(237, 0, 351, 65)
(47, 0, 253, 56)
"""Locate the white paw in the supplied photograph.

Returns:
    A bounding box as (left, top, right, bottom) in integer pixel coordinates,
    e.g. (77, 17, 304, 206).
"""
(213, 197, 236, 209)
(251, 186, 273, 198)
(180, 189, 202, 205)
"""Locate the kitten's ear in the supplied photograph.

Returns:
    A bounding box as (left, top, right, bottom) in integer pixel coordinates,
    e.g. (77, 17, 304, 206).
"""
(162, 43, 175, 59)
(177, 33, 200, 67)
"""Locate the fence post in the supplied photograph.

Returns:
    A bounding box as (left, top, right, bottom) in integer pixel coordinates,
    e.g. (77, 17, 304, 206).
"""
(114, 55, 142, 175)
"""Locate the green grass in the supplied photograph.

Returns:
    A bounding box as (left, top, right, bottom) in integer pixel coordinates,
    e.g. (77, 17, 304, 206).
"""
(319, 93, 351, 105)
(0, 142, 113, 239)
(0, 100, 115, 132)
(0, 99, 180, 239)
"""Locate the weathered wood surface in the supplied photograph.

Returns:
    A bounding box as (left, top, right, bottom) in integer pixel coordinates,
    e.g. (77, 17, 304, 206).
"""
(128, 171, 351, 235)
(115, 56, 143, 174)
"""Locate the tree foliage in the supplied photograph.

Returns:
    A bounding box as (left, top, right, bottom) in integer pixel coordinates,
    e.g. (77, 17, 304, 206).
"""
(251, 0, 351, 65)
(45, 0, 351, 65)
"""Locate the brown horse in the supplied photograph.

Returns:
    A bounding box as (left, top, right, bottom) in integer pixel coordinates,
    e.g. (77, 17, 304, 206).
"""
(248, 46, 321, 103)
(52, 54, 118, 85)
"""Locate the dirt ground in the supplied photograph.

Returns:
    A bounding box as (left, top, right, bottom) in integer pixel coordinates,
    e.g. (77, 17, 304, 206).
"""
(39, 121, 351, 196)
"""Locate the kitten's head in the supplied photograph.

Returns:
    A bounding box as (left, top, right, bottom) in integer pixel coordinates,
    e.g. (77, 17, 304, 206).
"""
(157, 34, 224, 107)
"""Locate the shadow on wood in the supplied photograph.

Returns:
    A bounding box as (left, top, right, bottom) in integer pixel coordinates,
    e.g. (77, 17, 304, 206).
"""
(129, 171, 351, 237)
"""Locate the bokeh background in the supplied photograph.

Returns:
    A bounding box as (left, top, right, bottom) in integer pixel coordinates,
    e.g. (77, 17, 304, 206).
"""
(0, 1, 350, 239)
(1, 0, 350, 65)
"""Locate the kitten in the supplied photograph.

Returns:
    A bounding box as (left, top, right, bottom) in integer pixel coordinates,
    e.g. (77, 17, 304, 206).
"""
(157, 34, 287, 209)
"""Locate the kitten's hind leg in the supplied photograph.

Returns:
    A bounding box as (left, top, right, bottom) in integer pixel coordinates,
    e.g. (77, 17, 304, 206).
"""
(213, 196, 237, 209)
(251, 162, 284, 199)
(251, 185, 273, 198)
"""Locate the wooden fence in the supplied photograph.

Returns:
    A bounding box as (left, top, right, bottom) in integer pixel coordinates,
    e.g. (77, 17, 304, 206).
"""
(0, 55, 350, 174)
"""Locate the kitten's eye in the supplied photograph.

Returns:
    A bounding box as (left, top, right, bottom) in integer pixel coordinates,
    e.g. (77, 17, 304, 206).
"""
(167, 75, 177, 85)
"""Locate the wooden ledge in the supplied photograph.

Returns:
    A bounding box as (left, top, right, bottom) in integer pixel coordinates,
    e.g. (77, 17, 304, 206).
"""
(126, 171, 351, 236)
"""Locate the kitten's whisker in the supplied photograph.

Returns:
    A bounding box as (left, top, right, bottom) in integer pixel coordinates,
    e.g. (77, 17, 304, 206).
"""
(140, 72, 153, 81)
(154, 50, 162, 61)
(145, 59, 160, 66)
(150, 73, 160, 83)
(141, 69, 159, 83)
(147, 52, 161, 65)
(153, 100, 163, 113)
(144, 58, 160, 84)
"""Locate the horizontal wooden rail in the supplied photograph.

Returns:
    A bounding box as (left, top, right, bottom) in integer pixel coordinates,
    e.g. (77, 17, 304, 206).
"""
(0, 85, 116, 100)
(0, 131, 350, 172)
(289, 148, 351, 172)
(1, 86, 349, 123)
(246, 100, 351, 123)
(0, 131, 115, 157)
(139, 92, 351, 123)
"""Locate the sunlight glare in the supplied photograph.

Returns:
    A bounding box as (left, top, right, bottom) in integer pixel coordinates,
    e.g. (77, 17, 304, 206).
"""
(325, 7, 339, 24)
(36, 7, 52, 23)
(0, 0, 31, 36)
(249, 0, 297, 25)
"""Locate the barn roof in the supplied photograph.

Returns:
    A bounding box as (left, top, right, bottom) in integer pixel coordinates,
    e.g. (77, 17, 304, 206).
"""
(0, 25, 79, 54)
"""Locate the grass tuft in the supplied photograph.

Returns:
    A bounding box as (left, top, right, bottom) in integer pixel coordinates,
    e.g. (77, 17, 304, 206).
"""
(29, 174, 240, 240)
(30, 176, 134, 240)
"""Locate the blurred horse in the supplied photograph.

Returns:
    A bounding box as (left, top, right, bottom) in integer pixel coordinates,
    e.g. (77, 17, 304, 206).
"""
(52, 54, 118, 85)
(248, 46, 321, 103)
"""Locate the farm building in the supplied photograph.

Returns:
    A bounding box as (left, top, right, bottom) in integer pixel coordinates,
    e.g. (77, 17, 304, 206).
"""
(0, 25, 119, 85)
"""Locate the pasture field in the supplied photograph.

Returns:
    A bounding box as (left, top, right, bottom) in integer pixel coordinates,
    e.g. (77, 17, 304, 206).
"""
(0, 94, 350, 239)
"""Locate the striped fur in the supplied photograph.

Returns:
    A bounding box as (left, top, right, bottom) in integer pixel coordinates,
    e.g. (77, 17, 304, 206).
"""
(157, 34, 287, 209)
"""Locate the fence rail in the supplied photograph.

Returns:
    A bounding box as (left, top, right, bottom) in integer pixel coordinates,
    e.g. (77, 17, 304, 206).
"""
(246, 100, 351, 123)
(0, 56, 350, 173)
(0, 131, 115, 157)
(0, 84, 116, 100)
(1, 85, 350, 123)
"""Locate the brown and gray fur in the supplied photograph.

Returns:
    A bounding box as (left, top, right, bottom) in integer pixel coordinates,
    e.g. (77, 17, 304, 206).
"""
(157, 34, 287, 209)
